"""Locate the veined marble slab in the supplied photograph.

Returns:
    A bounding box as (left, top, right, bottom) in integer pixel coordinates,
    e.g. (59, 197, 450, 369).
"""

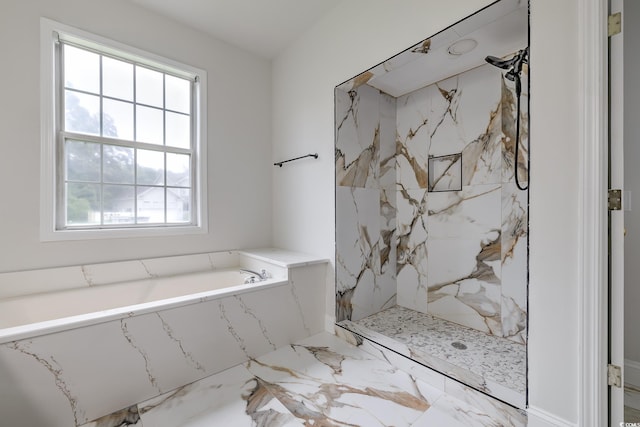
(334, 325, 527, 426)
(138, 364, 302, 427)
(245, 333, 439, 426)
(82, 332, 518, 427)
(338, 305, 526, 408)
(0, 259, 327, 426)
(336, 63, 528, 341)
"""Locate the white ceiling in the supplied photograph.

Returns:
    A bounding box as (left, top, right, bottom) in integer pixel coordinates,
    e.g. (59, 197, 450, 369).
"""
(366, 0, 528, 97)
(129, 0, 343, 59)
(129, 0, 527, 96)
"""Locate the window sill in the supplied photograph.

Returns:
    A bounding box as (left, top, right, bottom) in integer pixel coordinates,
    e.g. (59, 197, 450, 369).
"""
(40, 223, 207, 242)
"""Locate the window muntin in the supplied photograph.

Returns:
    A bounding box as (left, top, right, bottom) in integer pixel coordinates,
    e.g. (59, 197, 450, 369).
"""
(58, 42, 195, 229)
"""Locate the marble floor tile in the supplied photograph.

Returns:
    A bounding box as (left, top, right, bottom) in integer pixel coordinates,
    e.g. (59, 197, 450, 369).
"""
(346, 306, 526, 402)
(81, 405, 142, 427)
(84, 332, 513, 427)
(245, 333, 440, 426)
(410, 393, 505, 427)
(137, 363, 301, 427)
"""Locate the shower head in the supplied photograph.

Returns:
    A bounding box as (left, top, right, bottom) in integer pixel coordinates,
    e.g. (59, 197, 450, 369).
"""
(485, 47, 528, 73)
(485, 47, 528, 93)
(485, 55, 518, 70)
(505, 69, 518, 82)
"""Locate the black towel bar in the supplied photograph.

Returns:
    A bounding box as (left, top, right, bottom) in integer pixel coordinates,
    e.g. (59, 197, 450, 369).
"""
(274, 153, 318, 167)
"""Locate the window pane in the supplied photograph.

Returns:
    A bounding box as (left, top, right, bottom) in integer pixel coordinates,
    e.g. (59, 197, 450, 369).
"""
(136, 66, 163, 107)
(167, 188, 190, 223)
(103, 185, 135, 224)
(63, 45, 99, 93)
(136, 105, 163, 144)
(103, 99, 133, 140)
(54, 34, 201, 232)
(66, 140, 101, 182)
(103, 145, 134, 184)
(165, 74, 190, 113)
(165, 112, 190, 149)
(103, 56, 133, 101)
(137, 186, 164, 223)
(166, 153, 190, 187)
(65, 90, 100, 135)
(137, 149, 164, 185)
(67, 182, 101, 225)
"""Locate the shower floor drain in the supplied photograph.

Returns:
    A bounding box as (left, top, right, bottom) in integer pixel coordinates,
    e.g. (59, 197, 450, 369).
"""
(451, 341, 467, 350)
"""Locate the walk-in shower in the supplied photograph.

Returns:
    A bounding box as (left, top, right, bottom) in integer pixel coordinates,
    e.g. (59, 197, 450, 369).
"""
(334, 0, 529, 410)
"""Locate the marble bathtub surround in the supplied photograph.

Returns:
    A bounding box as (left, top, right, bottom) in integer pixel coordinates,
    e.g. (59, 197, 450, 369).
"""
(0, 250, 265, 301)
(0, 250, 328, 426)
(82, 332, 519, 427)
(0, 248, 325, 304)
(336, 58, 529, 344)
(0, 249, 328, 342)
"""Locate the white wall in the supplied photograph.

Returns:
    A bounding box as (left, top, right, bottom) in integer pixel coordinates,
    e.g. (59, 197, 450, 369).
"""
(528, 1, 579, 422)
(624, 0, 640, 366)
(272, 0, 580, 424)
(0, 0, 272, 273)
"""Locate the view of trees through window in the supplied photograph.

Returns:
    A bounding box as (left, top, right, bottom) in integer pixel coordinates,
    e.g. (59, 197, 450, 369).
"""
(61, 44, 193, 227)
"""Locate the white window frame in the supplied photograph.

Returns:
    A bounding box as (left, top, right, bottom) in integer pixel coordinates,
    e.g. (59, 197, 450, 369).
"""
(40, 18, 208, 241)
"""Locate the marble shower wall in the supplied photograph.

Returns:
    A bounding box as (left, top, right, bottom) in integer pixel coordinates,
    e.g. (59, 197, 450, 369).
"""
(336, 61, 528, 343)
(336, 84, 398, 322)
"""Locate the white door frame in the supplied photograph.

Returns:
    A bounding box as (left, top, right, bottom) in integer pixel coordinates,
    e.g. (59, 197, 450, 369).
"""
(608, 0, 625, 422)
(578, 0, 609, 425)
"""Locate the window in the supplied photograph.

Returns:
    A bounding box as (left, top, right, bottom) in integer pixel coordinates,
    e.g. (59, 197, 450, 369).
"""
(40, 19, 207, 240)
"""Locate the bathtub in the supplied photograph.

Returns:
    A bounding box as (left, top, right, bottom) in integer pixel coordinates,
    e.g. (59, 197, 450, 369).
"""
(0, 249, 328, 427)
(0, 267, 287, 343)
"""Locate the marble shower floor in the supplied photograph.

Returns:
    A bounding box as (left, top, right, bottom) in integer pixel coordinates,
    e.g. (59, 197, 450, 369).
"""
(82, 332, 523, 427)
(340, 306, 526, 406)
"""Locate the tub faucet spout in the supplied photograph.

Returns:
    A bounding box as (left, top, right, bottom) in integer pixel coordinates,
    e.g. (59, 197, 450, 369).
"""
(240, 268, 268, 283)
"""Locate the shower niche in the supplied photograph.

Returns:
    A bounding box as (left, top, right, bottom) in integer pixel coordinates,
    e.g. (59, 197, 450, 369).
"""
(334, 0, 529, 409)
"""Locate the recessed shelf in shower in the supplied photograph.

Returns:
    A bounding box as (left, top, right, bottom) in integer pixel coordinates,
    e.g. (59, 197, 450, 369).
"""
(428, 153, 462, 192)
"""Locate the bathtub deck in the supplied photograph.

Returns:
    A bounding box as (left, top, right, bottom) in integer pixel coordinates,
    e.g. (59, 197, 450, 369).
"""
(338, 305, 526, 407)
